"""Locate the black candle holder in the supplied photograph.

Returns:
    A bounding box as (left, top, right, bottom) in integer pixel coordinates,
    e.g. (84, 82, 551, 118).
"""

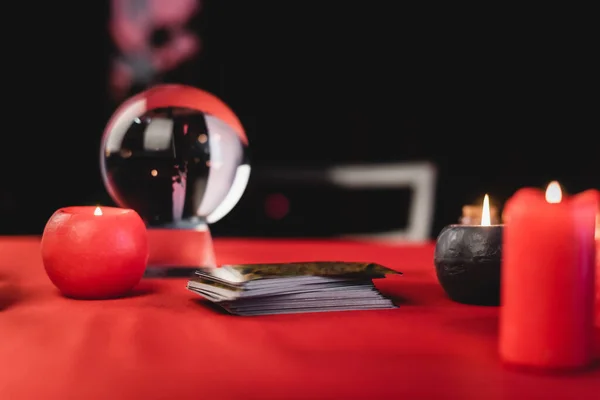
(434, 224, 503, 306)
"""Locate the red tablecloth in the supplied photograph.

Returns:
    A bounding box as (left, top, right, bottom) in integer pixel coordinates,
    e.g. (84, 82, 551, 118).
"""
(1, 237, 599, 400)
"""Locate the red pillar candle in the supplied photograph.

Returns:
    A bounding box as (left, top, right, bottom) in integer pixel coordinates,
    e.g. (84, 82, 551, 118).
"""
(596, 218, 600, 327)
(500, 182, 598, 371)
(41, 206, 148, 299)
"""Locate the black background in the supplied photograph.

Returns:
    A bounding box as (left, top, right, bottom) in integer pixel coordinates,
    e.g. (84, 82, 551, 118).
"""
(0, 2, 596, 237)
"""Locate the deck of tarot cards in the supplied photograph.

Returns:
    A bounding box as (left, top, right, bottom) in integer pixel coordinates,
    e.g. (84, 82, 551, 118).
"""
(186, 262, 400, 316)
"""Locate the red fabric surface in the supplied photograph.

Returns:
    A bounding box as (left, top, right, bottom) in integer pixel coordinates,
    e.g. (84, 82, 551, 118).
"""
(1, 237, 599, 400)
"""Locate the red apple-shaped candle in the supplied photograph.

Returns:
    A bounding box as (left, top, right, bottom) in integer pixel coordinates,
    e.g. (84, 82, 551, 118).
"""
(41, 206, 148, 299)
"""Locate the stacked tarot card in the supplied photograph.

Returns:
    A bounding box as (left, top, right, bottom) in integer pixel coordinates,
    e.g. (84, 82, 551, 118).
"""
(186, 262, 400, 316)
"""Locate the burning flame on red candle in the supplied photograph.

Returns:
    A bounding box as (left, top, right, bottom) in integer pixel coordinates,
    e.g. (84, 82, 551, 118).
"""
(94, 207, 103, 216)
(545, 181, 562, 204)
(481, 194, 491, 226)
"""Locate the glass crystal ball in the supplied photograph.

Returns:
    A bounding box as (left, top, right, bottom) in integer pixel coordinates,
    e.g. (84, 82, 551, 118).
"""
(100, 85, 250, 227)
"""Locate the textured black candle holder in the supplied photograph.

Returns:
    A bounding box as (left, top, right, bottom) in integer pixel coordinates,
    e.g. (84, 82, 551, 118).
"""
(434, 224, 503, 306)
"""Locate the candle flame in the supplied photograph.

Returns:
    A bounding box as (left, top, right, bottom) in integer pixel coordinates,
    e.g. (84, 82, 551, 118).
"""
(94, 206, 103, 216)
(545, 181, 562, 204)
(481, 194, 491, 226)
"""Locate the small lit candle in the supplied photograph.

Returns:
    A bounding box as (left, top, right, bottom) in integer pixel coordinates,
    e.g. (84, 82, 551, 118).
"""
(460, 194, 500, 225)
(41, 206, 148, 299)
(500, 181, 598, 371)
(434, 194, 503, 305)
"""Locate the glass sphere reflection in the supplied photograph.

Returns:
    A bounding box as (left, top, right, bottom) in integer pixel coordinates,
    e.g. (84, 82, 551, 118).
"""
(100, 87, 250, 227)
